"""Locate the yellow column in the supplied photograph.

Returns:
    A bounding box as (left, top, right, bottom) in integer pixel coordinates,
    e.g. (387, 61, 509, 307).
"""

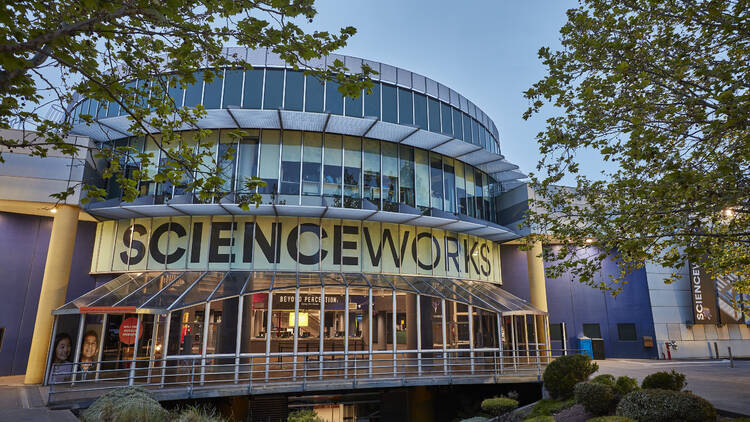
(25, 204, 80, 384)
(526, 240, 549, 354)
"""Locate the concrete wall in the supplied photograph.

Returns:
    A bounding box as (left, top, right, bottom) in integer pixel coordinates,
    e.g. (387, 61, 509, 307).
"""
(646, 262, 750, 359)
(501, 245, 658, 359)
(0, 212, 97, 376)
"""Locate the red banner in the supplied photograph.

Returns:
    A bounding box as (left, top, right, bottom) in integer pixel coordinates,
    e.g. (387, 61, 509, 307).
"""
(118, 317, 142, 345)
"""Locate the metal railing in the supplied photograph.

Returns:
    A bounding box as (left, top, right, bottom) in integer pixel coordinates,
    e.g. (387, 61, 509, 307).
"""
(48, 348, 578, 404)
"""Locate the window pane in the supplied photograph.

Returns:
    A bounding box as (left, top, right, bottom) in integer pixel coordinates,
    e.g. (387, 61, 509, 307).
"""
(463, 113, 472, 143)
(284, 70, 304, 111)
(203, 70, 223, 109)
(399, 146, 415, 207)
(465, 165, 475, 217)
(305, 75, 324, 112)
(430, 153, 443, 210)
(263, 69, 283, 110)
(398, 88, 413, 125)
(443, 157, 456, 213)
(167, 77, 183, 108)
(364, 83, 380, 119)
(236, 133, 259, 192)
(472, 119, 480, 146)
(218, 134, 237, 192)
(343, 136, 361, 208)
(363, 138, 381, 209)
(441, 103, 452, 135)
(549, 323, 563, 342)
(345, 90, 363, 117)
(243, 69, 263, 109)
(325, 81, 343, 115)
(583, 323, 601, 339)
(415, 149, 430, 210)
(302, 132, 322, 196)
(323, 134, 342, 201)
(382, 84, 397, 123)
(482, 172, 490, 221)
(428, 98, 441, 133)
(617, 323, 637, 341)
(280, 131, 301, 195)
(184, 71, 204, 108)
(452, 108, 463, 141)
(382, 142, 399, 212)
(222, 69, 243, 108)
(414, 93, 427, 130)
(474, 168, 484, 219)
(258, 130, 280, 194)
(455, 161, 467, 215)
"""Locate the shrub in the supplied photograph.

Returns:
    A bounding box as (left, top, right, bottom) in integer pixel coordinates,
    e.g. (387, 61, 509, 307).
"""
(523, 417, 555, 422)
(480, 397, 519, 416)
(616, 389, 716, 422)
(591, 374, 616, 387)
(574, 382, 615, 416)
(586, 417, 636, 422)
(525, 398, 576, 418)
(81, 386, 168, 422)
(542, 354, 599, 399)
(613, 376, 639, 396)
(173, 405, 226, 422)
(287, 409, 324, 422)
(641, 370, 686, 391)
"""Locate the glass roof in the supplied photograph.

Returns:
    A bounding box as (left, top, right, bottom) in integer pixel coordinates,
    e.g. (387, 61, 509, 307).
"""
(55, 271, 544, 316)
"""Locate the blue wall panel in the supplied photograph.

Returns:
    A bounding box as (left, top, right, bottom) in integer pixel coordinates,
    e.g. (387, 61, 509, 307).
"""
(500, 245, 658, 359)
(0, 212, 97, 376)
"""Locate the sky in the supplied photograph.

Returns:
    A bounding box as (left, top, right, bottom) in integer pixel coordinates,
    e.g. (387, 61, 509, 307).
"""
(305, 0, 605, 184)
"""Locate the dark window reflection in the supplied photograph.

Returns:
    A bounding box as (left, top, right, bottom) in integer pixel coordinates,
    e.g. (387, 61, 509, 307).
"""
(344, 136, 361, 208)
(364, 83, 380, 119)
(184, 71, 203, 108)
(222, 69, 243, 108)
(399, 146, 415, 207)
(441, 103, 452, 135)
(236, 135, 259, 192)
(430, 153, 443, 210)
(382, 142, 399, 212)
(428, 98, 441, 133)
(444, 158, 456, 213)
(398, 88, 413, 125)
(263, 69, 283, 110)
(203, 71, 222, 109)
(325, 81, 343, 115)
(363, 139, 380, 209)
(243, 69, 263, 109)
(345, 90, 363, 117)
(453, 107, 463, 141)
(382, 84, 397, 124)
(305, 75, 324, 113)
(284, 71, 304, 111)
(414, 93, 427, 130)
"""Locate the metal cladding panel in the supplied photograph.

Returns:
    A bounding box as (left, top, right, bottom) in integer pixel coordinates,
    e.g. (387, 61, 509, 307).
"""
(369, 211, 415, 224)
(125, 205, 177, 217)
(326, 53, 347, 69)
(169, 203, 227, 215)
(325, 115, 376, 136)
(96, 116, 133, 136)
(431, 139, 480, 156)
(400, 130, 450, 150)
(397, 68, 411, 88)
(71, 123, 117, 142)
(460, 95, 468, 112)
(278, 111, 327, 132)
(230, 110, 280, 129)
(438, 220, 481, 232)
(89, 207, 139, 219)
(492, 170, 527, 182)
(302, 56, 325, 70)
(321, 207, 373, 220)
(219, 204, 276, 216)
(344, 56, 363, 75)
(365, 121, 416, 142)
(246, 48, 267, 67)
(468, 102, 477, 119)
(407, 215, 454, 228)
(426, 78, 439, 97)
(362, 60, 381, 80)
(266, 50, 286, 68)
(479, 159, 518, 174)
(459, 148, 500, 166)
(222, 47, 247, 62)
(466, 227, 497, 237)
(195, 110, 237, 129)
(380, 64, 397, 83)
(275, 205, 326, 217)
(449, 89, 459, 107)
(438, 83, 450, 102)
(412, 73, 426, 93)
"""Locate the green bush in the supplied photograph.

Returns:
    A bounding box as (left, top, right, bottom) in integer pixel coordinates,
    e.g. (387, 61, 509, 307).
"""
(613, 376, 639, 396)
(287, 409, 324, 422)
(81, 386, 168, 422)
(542, 354, 599, 399)
(575, 382, 615, 416)
(173, 405, 226, 422)
(591, 374, 616, 387)
(616, 389, 716, 422)
(525, 398, 576, 418)
(641, 370, 686, 391)
(586, 417, 636, 422)
(480, 397, 519, 416)
(523, 417, 555, 422)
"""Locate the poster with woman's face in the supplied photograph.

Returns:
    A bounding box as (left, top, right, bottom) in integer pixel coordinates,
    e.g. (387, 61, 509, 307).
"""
(54, 335, 71, 363)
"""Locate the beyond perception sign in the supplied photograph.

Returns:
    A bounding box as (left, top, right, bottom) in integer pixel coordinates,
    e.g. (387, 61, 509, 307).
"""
(91, 216, 502, 282)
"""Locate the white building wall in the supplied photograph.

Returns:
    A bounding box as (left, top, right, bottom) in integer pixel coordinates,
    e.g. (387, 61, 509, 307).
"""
(646, 261, 750, 359)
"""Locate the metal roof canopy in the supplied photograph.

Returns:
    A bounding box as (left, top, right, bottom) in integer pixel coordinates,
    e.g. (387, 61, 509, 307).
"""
(55, 271, 545, 316)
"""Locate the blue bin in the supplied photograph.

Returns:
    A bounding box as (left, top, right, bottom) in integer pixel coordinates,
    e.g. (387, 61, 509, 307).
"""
(578, 337, 593, 359)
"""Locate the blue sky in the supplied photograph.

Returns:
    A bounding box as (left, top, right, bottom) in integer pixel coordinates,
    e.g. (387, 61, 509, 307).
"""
(306, 0, 604, 183)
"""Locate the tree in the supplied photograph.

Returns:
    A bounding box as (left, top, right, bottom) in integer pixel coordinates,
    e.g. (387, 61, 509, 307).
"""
(523, 0, 749, 305)
(0, 0, 374, 208)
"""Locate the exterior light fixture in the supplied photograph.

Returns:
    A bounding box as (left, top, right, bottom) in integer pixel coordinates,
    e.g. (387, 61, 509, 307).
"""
(50, 208, 57, 214)
(585, 238, 594, 244)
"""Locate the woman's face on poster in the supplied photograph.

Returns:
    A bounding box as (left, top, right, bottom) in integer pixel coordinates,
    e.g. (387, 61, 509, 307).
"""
(82, 335, 98, 360)
(55, 337, 71, 362)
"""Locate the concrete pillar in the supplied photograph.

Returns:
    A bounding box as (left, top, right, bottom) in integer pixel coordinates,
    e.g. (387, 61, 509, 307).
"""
(526, 240, 549, 354)
(377, 312, 386, 350)
(408, 385, 434, 422)
(406, 294, 417, 350)
(25, 204, 80, 384)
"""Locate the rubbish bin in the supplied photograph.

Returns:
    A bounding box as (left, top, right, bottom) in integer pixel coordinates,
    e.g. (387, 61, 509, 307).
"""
(591, 338, 605, 360)
(578, 337, 593, 359)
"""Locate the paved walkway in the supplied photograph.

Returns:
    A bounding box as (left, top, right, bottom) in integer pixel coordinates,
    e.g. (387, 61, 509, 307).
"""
(594, 359, 750, 416)
(0, 376, 77, 422)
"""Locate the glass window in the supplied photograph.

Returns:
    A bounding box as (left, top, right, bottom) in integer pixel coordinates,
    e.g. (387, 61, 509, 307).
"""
(325, 80, 343, 115)
(482, 172, 490, 221)
(323, 134, 342, 202)
(455, 161, 467, 215)
(203, 70, 223, 109)
(263, 69, 283, 110)
(236, 133, 259, 192)
(414, 148, 430, 211)
(465, 166, 475, 217)
(184, 71, 204, 108)
(345, 90, 363, 117)
(363, 138, 381, 209)
(472, 119, 480, 146)
(305, 75, 324, 112)
(243, 69, 263, 109)
(618, 323, 637, 341)
(399, 146, 415, 207)
(280, 131, 302, 196)
(441, 103, 452, 135)
(381, 84, 397, 123)
(414, 93, 427, 130)
(430, 153, 443, 210)
(222, 69, 243, 108)
(452, 108, 463, 141)
(296, 287, 322, 350)
(583, 323, 602, 339)
(240, 292, 268, 354)
(218, 133, 237, 192)
(398, 88, 413, 125)
(480, 126, 487, 149)
(106, 98, 119, 118)
(343, 136, 361, 208)
(302, 132, 322, 196)
(258, 130, 280, 195)
(549, 323, 563, 342)
(284, 70, 304, 111)
(364, 83, 380, 119)
(463, 113, 472, 143)
(474, 168, 485, 219)
(167, 77, 184, 108)
(428, 98, 441, 133)
(443, 157, 456, 213)
(382, 142, 399, 212)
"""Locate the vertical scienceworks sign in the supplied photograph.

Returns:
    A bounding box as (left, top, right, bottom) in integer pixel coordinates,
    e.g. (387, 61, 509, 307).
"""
(689, 262, 718, 324)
